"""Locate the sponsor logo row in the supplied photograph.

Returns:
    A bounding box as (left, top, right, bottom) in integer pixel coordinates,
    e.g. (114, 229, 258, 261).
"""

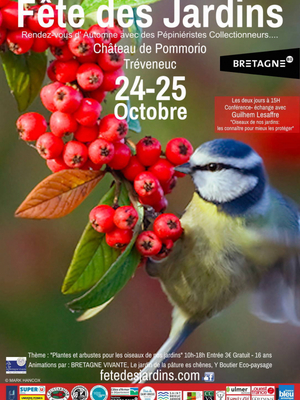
(5, 385, 294, 400)
(6, 385, 104, 400)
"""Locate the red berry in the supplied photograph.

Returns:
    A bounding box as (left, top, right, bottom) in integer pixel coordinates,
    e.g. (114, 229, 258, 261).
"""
(88, 88, 107, 103)
(138, 186, 164, 207)
(26, 5, 47, 32)
(47, 61, 57, 81)
(77, 52, 98, 64)
(31, 36, 49, 53)
(0, 0, 9, 8)
(113, 206, 138, 230)
(74, 124, 98, 142)
(0, 10, 2, 27)
(50, 111, 78, 137)
(107, 142, 131, 170)
(135, 231, 162, 257)
(99, 114, 128, 143)
(81, 158, 102, 171)
(148, 158, 175, 185)
(76, 63, 103, 91)
(134, 172, 161, 197)
(153, 213, 183, 241)
(104, 18, 123, 44)
(97, 48, 125, 72)
(88, 138, 115, 165)
(122, 155, 145, 181)
(89, 205, 115, 233)
(136, 136, 161, 167)
(53, 86, 83, 114)
(106, 227, 133, 249)
(1, 1, 19, 30)
(88, 24, 110, 45)
(166, 138, 193, 165)
(36, 133, 64, 160)
(101, 68, 124, 92)
(68, 29, 95, 58)
(174, 170, 186, 178)
(50, 44, 74, 61)
(6, 29, 34, 54)
(161, 176, 177, 194)
(0, 27, 6, 46)
(40, 82, 63, 112)
(152, 239, 174, 260)
(73, 98, 102, 127)
(17, 112, 47, 142)
(54, 59, 80, 83)
(63, 141, 88, 168)
(46, 26, 69, 47)
(152, 196, 168, 213)
(46, 157, 69, 173)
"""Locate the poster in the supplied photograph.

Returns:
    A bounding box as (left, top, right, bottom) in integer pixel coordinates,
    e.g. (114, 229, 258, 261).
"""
(1, 0, 300, 399)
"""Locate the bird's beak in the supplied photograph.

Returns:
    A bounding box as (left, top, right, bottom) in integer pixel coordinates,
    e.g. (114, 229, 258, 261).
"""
(174, 162, 192, 175)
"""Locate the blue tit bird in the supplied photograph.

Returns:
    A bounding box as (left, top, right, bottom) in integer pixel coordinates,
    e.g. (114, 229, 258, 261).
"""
(134, 138, 300, 383)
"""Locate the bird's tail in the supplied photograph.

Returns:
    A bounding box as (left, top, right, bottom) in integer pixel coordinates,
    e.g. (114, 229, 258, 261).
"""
(132, 309, 199, 384)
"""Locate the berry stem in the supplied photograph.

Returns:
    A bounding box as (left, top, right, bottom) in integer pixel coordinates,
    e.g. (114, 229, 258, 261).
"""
(109, 169, 122, 208)
(124, 179, 139, 205)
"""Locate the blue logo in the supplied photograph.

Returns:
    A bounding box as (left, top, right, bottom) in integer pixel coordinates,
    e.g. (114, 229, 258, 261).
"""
(279, 385, 294, 400)
(202, 372, 215, 382)
(158, 392, 169, 400)
(6, 357, 27, 374)
(90, 385, 108, 400)
(20, 386, 46, 394)
(6, 386, 17, 400)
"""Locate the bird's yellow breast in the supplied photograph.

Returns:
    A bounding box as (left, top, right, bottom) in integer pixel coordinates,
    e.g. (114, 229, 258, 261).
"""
(157, 193, 258, 322)
(181, 193, 245, 251)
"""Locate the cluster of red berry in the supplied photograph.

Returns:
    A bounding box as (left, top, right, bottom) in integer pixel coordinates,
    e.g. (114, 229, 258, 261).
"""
(89, 202, 183, 259)
(15, 18, 127, 172)
(127, 136, 193, 212)
(88, 135, 193, 258)
(12, 2, 194, 263)
(0, 0, 123, 57)
(0, 1, 61, 53)
(90, 205, 137, 249)
(135, 213, 182, 259)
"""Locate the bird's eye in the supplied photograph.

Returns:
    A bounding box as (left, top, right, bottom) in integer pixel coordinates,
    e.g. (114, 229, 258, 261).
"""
(208, 163, 219, 172)
(193, 163, 228, 172)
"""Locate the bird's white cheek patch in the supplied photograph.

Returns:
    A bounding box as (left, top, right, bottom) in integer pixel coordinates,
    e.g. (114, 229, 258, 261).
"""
(193, 170, 258, 203)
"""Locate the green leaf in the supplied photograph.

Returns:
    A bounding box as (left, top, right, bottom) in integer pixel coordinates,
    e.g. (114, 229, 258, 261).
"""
(1, 50, 47, 112)
(82, 0, 160, 15)
(68, 245, 141, 312)
(127, 8, 143, 49)
(67, 182, 143, 312)
(62, 227, 119, 295)
(62, 184, 127, 295)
